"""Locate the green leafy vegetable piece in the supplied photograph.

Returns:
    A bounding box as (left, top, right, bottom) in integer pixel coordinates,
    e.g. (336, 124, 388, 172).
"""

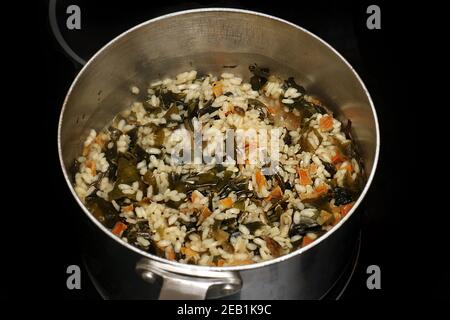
(143, 170, 159, 194)
(85, 195, 119, 228)
(163, 104, 180, 121)
(284, 77, 306, 94)
(244, 221, 265, 233)
(108, 156, 140, 200)
(249, 64, 269, 90)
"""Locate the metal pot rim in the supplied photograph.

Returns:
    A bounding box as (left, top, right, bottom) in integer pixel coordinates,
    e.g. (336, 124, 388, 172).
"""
(58, 7, 380, 272)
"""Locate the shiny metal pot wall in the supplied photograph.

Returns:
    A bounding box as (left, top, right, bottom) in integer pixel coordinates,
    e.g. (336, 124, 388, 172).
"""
(58, 8, 379, 299)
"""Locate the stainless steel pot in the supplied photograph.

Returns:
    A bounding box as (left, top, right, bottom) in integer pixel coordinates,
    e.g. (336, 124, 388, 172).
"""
(58, 8, 379, 300)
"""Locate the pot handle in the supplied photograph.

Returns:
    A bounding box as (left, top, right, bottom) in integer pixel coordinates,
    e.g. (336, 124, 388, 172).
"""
(136, 258, 242, 300)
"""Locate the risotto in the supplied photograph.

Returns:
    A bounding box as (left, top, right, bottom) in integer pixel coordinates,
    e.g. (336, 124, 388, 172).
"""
(71, 65, 364, 266)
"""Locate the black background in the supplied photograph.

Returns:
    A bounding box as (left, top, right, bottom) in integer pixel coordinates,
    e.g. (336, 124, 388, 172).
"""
(5, 0, 446, 301)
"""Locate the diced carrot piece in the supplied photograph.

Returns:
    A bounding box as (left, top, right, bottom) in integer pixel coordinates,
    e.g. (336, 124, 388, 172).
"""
(267, 99, 284, 115)
(197, 207, 212, 225)
(308, 163, 318, 175)
(331, 205, 341, 214)
(219, 197, 234, 208)
(138, 197, 151, 206)
(94, 135, 105, 147)
(319, 115, 334, 131)
(122, 204, 134, 213)
(212, 81, 223, 97)
(85, 160, 96, 176)
(225, 105, 235, 116)
(317, 210, 334, 226)
(255, 169, 267, 190)
(267, 106, 277, 114)
(339, 163, 353, 172)
(217, 259, 226, 267)
(331, 150, 346, 164)
(265, 186, 283, 202)
(82, 145, 90, 157)
(111, 222, 127, 237)
(226, 259, 254, 266)
(340, 202, 354, 217)
(266, 99, 282, 115)
(302, 235, 314, 247)
(166, 246, 176, 261)
(299, 184, 329, 201)
(314, 184, 329, 196)
(181, 246, 199, 258)
(297, 168, 313, 185)
(332, 212, 342, 226)
(213, 229, 230, 243)
(191, 190, 205, 203)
